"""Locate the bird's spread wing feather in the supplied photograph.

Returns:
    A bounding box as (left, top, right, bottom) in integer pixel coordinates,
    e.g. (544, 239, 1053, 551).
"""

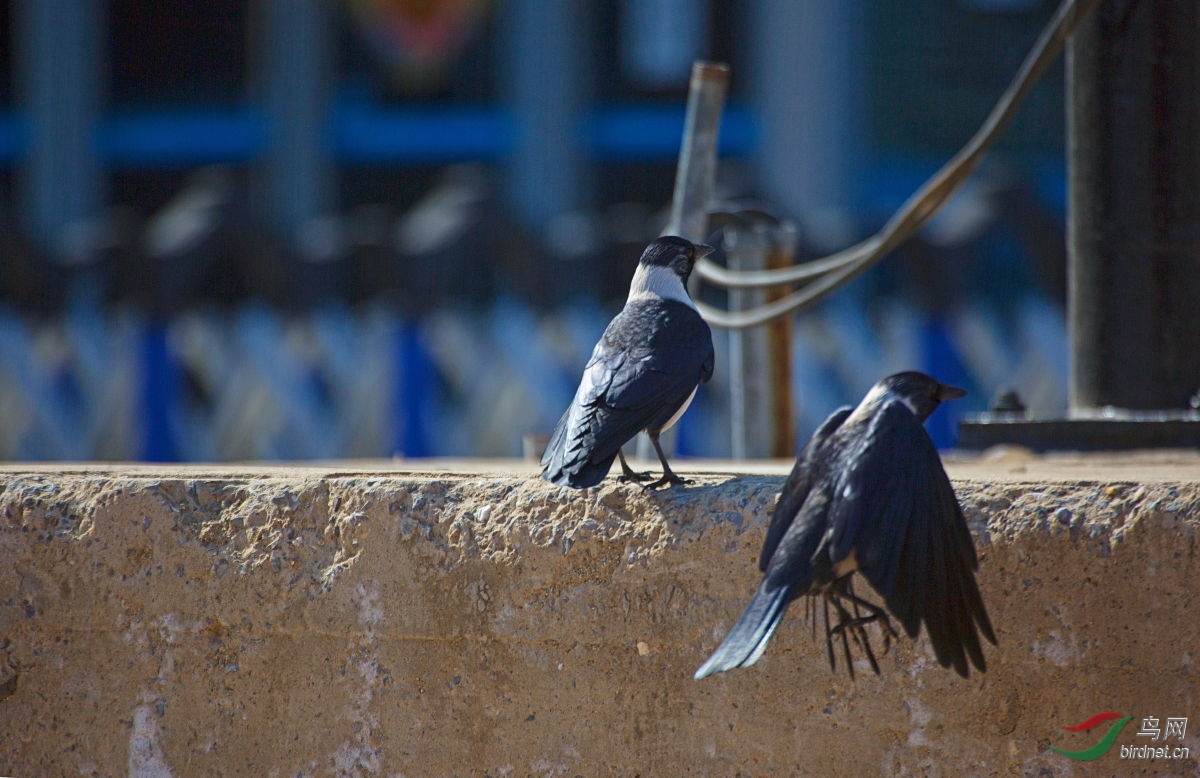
(826, 398, 996, 676)
(759, 406, 852, 572)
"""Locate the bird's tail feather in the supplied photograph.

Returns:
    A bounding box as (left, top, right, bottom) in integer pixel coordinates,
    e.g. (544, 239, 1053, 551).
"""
(540, 454, 614, 489)
(694, 582, 792, 680)
(539, 405, 618, 489)
(539, 409, 570, 470)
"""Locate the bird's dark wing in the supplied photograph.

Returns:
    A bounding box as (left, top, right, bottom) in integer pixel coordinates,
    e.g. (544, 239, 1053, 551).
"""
(585, 300, 711, 442)
(759, 481, 837, 598)
(541, 300, 712, 487)
(602, 301, 712, 409)
(759, 406, 852, 572)
(827, 398, 996, 676)
(698, 345, 715, 386)
(539, 335, 634, 486)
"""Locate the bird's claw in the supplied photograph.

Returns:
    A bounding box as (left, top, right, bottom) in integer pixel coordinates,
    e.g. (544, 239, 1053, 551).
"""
(618, 469, 653, 483)
(831, 614, 895, 664)
(642, 473, 691, 490)
(830, 611, 896, 641)
(821, 586, 898, 677)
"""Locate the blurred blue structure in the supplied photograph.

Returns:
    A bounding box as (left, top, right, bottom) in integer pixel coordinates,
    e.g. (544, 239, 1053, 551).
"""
(0, 291, 1067, 460)
(0, 1, 1070, 461)
(394, 322, 435, 458)
(139, 322, 180, 462)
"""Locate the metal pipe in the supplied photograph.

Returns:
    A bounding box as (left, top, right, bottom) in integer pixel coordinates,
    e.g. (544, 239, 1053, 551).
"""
(691, 0, 1104, 331)
(666, 61, 729, 241)
(726, 227, 768, 459)
(639, 60, 728, 463)
(1067, 0, 1200, 411)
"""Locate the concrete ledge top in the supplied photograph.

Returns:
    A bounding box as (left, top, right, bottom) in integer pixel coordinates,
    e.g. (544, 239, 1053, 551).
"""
(0, 447, 1196, 483)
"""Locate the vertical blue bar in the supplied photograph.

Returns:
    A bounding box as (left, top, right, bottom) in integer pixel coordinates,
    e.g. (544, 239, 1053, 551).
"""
(394, 322, 430, 458)
(140, 322, 179, 462)
(748, 0, 864, 222)
(920, 315, 969, 450)
(672, 387, 702, 458)
(15, 0, 103, 246)
(500, 0, 592, 227)
(261, 0, 332, 233)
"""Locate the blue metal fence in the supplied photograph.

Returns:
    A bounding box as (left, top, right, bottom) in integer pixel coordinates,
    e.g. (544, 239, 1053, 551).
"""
(0, 294, 1066, 462)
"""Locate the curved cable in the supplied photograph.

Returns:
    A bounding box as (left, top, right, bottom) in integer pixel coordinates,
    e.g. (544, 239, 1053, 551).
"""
(696, 0, 1102, 329)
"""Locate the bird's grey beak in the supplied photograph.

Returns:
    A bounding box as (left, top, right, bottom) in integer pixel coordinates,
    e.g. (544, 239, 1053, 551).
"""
(694, 243, 715, 259)
(938, 383, 967, 401)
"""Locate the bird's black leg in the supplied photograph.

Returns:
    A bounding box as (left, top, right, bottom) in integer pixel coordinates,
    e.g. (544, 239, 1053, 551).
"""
(643, 431, 691, 489)
(837, 578, 898, 650)
(808, 595, 818, 641)
(827, 595, 859, 680)
(822, 578, 897, 678)
(616, 450, 653, 483)
(822, 598, 838, 675)
(847, 596, 882, 675)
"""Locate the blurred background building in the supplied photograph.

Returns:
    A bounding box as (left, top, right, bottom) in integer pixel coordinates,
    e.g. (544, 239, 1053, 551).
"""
(0, 0, 1069, 461)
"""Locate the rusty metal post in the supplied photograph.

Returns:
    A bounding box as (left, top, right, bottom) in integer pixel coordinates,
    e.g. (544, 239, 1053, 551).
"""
(765, 230, 796, 457)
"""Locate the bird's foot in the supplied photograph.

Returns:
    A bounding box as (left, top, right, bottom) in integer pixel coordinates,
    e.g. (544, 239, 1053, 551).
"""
(644, 436, 692, 489)
(825, 589, 897, 677)
(642, 472, 691, 490)
(830, 613, 894, 671)
(832, 579, 898, 643)
(617, 451, 654, 483)
(830, 611, 895, 641)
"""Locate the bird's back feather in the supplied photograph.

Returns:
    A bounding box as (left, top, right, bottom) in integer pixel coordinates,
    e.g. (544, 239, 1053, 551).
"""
(540, 298, 713, 488)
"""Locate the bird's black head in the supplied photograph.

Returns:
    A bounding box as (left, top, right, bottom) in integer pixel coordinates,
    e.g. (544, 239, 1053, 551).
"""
(638, 236, 714, 283)
(880, 371, 966, 421)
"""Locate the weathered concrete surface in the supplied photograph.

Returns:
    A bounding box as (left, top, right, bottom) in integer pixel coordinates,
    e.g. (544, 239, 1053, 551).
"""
(1, 459, 1198, 777)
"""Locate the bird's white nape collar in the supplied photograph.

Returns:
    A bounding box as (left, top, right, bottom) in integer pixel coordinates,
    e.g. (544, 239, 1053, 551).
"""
(850, 383, 918, 421)
(626, 264, 696, 310)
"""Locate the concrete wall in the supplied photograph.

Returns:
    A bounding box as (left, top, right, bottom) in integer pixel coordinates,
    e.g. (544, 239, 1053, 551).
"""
(1, 463, 1198, 776)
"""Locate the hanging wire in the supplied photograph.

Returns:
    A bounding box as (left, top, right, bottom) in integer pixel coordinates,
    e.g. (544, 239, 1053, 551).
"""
(694, 0, 1103, 330)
